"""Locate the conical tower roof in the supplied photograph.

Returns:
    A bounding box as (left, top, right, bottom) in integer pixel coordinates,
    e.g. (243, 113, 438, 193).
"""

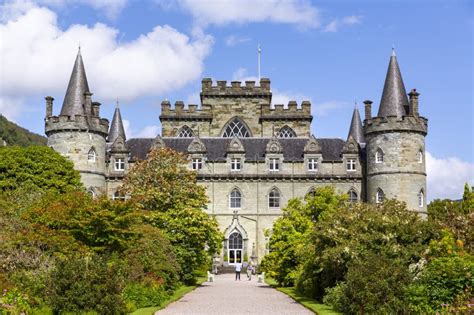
(108, 105, 126, 142)
(347, 107, 365, 144)
(60, 48, 90, 116)
(377, 49, 409, 117)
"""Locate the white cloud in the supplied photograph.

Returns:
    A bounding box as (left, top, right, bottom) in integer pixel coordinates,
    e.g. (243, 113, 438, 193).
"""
(324, 15, 363, 33)
(313, 101, 349, 116)
(225, 35, 251, 47)
(0, 3, 213, 117)
(231, 67, 258, 82)
(0, 96, 25, 122)
(123, 119, 159, 138)
(178, 0, 321, 29)
(426, 151, 474, 201)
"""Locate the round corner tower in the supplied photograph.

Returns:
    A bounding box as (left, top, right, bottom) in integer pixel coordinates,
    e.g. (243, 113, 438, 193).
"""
(45, 49, 109, 195)
(364, 50, 428, 216)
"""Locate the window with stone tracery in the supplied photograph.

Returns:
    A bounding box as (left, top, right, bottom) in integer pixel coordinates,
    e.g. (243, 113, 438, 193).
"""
(222, 118, 251, 138)
(277, 126, 296, 138)
(177, 126, 194, 138)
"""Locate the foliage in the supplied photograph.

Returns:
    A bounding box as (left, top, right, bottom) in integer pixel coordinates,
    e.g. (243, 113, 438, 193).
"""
(0, 146, 82, 193)
(122, 148, 223, 283)
(0, 114, 46, 147)
(122, 280, 168, 310)
(45, 254, 126, 314)
(296, 200, 432, 300)
(260, 187, 345, 287)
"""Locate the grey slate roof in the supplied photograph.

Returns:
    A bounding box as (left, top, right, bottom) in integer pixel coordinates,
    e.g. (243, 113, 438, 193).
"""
(108, 107, 126, 142)
(377, 50, 409, 118)
(60, 48, 90, 116)
(126, 137, 346, 162)
(347, 107, 365, 144)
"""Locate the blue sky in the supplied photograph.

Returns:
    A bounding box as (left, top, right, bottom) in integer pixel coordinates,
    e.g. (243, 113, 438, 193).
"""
(0, 0, 472, 200)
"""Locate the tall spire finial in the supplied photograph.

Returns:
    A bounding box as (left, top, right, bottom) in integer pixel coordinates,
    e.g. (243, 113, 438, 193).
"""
(258, 44, 261, 82)
(116, 98, 119, 108)
(354, 100, 357, 109)
(378, 49, 408, 118)
(392, 45, 396, 57)
(60, 48, 90, 116)
(347, 107, 365, 144)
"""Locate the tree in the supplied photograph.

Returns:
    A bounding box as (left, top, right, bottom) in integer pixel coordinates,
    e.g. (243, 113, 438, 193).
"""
(122, 148, 223, 283)
(0, 146, 82, 193)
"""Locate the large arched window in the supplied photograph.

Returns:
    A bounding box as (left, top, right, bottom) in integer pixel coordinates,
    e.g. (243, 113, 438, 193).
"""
(268, 187, 281, 208)
(229, 188, 242, 209)
(87, 147, 96, 162)
(375, 148, 384, 163)
(222, 118, 251, 138)
(177, 125, 194, 138)
(228, 232, 243, 249)
(348, 189, 358, 203)
(376, 188, 385, 204)
(418, 189, 424, 207)
(277, 126, 296, 138)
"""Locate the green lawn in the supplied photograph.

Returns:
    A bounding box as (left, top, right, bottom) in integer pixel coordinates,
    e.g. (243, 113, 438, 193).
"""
(130, 276, 208, 315)
(265, 277, 340, 315)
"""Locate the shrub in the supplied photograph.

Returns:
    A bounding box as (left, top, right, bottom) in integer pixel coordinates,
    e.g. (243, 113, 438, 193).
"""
(45, 255, 126, 314)
(122, 280, 168, 310)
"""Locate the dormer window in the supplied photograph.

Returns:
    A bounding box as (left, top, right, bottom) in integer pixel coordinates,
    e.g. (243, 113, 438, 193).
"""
(307, 158, 318, 171)
(87, 148, 96, 162)
(114, 158, 125, 171)
(192, 158, 203, 170)
(269, 158, 280, 171)
(375, 148, 384, 163)
(346, 159, 356, 171)
(231, 158, 241, 171)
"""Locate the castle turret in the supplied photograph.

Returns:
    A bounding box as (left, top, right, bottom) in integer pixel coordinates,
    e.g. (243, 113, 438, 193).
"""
(45, 48, 109, 195)
(108, 104, 126, 143)
(347, 106, 365, 145)
(364, 49, 428, 216)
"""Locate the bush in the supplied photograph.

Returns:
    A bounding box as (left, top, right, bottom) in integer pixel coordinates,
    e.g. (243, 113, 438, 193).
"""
(122, 280, 168, 310)
(45, 255, 126, 314)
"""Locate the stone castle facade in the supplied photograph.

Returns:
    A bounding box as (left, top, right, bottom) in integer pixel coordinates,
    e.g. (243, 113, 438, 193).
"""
(45, 48, 428, 264)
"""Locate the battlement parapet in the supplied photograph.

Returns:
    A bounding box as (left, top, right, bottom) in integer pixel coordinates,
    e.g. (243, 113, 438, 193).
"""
(364, 115, 428, 136)
(45, 114, 109, 135)
(160, 100, 213, 121)
(260, 101, 312, 121)
(200, 78, 272, 97)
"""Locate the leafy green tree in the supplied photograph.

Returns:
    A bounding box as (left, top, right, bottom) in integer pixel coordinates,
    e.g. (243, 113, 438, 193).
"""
(122, 148, 223, 283)
(0, 146, 82, 193)
(297, 200, 433, 300)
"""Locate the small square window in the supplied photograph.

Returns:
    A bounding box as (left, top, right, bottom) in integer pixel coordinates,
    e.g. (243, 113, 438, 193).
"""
(346, 159, 356, 171)
(307, 158, 318, 171)
(114, 158, 125, 171)
(192, 158, 203, 170)
(269, 158, 280, 171)
(231, 158, 241, 171)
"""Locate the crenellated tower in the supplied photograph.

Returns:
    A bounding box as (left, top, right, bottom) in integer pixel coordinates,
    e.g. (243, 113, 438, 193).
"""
(364, 49, 428, 215)
(45, 48, 109, 195)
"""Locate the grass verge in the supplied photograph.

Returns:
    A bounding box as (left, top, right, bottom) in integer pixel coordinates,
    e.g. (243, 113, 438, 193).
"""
(265, 277, 340, 315)
(130, 276, 208, 315)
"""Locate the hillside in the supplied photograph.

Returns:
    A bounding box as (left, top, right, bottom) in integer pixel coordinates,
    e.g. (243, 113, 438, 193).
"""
(0, 114, 47, 146)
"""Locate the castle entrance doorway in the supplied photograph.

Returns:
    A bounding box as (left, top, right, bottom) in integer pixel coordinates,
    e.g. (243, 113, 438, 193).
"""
(228, 232, 243, 265)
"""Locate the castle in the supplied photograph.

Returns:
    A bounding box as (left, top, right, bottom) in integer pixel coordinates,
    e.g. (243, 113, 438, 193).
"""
(45, 48, 428, 264)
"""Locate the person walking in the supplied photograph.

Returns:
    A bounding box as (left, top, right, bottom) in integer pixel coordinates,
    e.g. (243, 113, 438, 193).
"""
(235, 262, 242, 280)
(246, 264, 253, 281)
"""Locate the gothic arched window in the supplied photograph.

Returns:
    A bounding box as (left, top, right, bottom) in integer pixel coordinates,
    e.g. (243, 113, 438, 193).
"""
(348, 189, 358, 203)
(222, 118, 251, 138)
(228, 232, 243, 249)
(376, 188, 385, 204)
(87, 148, 96, 162)
(268, 187, 281, 208)
(177, 126, 194, 138)
(375, 148, 384, 163)
(277, 126, 296, 138)
(229, 188, 242, 209)
(418, 189, 424, 207)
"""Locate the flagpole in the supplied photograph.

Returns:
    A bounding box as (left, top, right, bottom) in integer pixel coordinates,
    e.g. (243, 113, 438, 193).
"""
(258, 44, 261, 82)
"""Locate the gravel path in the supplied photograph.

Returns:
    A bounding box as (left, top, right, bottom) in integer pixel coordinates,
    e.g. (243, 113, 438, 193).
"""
(155, 273, 313, 315)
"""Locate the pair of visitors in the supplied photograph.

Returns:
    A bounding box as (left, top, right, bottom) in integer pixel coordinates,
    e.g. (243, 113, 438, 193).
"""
(235, 262, 242, 280)
(246, 265, 254, 280)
